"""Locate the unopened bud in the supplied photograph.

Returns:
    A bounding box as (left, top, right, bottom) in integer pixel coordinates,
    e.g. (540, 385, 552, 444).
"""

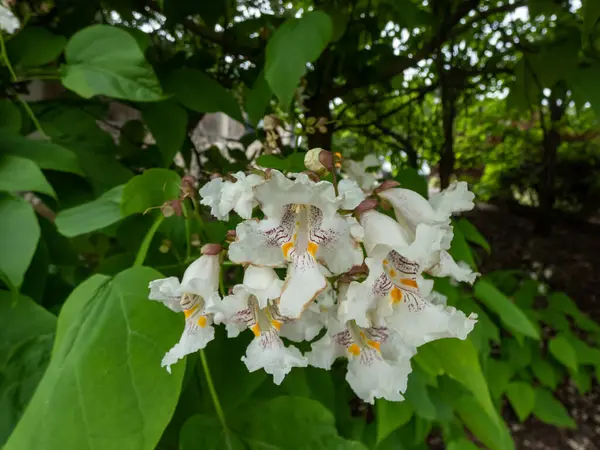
(353, 198, 378, 216)
(161, 199, 183, 217)
(201, 243, 222, 255)
(373, 180, 401, 195)
(226, 230, 237, 243)
(191, 233, 201, 248)
(159, 239, 172, 254)
(301, 171, 321, 182)
(304, 148, 332, 174)
(181, 176, 197, 199)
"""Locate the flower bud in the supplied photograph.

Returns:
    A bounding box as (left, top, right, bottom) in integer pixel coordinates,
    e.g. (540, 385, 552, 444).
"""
(301, 171, 321, 183)
(373, 180, 401, 195)
(181, 176, 197, 199)
(159, 239, 171, 253)
(226, 230, 237, 243)
(353, 198, 378, 217)
(191, 233, 201, 248)
(201, 243, 222, 255)
(304, 148, 332, 174)
(161, 199, 183, 217)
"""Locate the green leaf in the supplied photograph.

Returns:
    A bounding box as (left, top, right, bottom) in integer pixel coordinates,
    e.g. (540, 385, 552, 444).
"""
(447, 439, 481, 450)
(455, 218, 491, 254)
(256, 153, 306, 172)
(506, 382, 535, 422)
(474, 278, 540, 339)
(180, 397, 367, 450)
(454, 395, 515, 450)
(121, 168, 181, 216)
(0, 291, 56, 446)
(265, 11, 332, 109)
(0, 132, 83, 175)
(142, 100, 187, 165)
(449, 225, 477, 270)
(582, 0, 600, 37)
(404, 367, 437, 420)
(484, 359, 512, 400)
(5, 267, 186, 450)
(548, 334, 578, 372)
(532, 388, 576, 428)
(0, 196, 40, 289)
(0, 100, 21, 132)
(395, 167, 428, 198)
(531, 354, 560, 389)
(244, 70, 272, 127)
(61, 25, 163, 101)
(416, 339, 497, 426)
(166, 68, 243, 122)
(376, 400, 413, 444)
(55, 185, 124, 237)
(572, 62, 600, 120)
(6, 27, 66, 67)
(0, 155, 56, 198)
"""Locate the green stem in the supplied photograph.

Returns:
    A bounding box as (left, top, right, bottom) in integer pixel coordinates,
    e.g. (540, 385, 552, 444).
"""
(133, 215, 165, 267)
(199, 349, 233, 449)
(0, 33, 46, 137)
(183, 202, 192, 260)
(191, 197, 209, 242)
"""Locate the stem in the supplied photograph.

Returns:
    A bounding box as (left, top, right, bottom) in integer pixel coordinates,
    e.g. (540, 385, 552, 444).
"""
(199, 349, 233, 449)
(191, 197, 209, 242)
(331, 153, 340, 197)
(183, 202, 192, 260)
(133, 215, 165, 267)
(219, 266, 226, 297)
(0, 33, 46, 137)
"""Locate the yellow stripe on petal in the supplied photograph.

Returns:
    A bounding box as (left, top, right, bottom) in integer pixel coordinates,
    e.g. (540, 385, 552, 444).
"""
(348, 344, 361, 356)
(184, 305, 199, 319)
(197, 315, 207, 327)
(271, 320, 282, 331)
(251, 324, 261, 337)
(390, 286, 403, 304)
(307, 241, 319, 258)
(400, 278, 418, 288)
(367, 340, 381, 352)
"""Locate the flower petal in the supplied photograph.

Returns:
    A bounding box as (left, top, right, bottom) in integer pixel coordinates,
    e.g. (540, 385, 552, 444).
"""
(148, 277, 183, 312)
(214, 286, 252, 338)
(307, 333, 346, 369)
(427, 250, 479, 284)
(161, 313, 215, 373)
(242, 265, 283, 308)
(279, 253, 327, 318)
(180, 254, 221, 298)
(338, 178, 365, 210)
(228, 218, 288, 267)
(428, 181, 475, 218)
(242, 330, 307, 384)
(360, 209, 411, 255)
(315, 213, 364, 275)
(377, 188, 438, 232)
(279, 304, 326, 342)
(199, 177, 229, 221)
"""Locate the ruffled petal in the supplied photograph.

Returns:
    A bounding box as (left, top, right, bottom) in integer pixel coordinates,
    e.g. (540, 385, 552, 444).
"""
(0, 6, 20, 34)
(228, 218, 287, 267)
(337, 178, 365, 210)
(377, 188, 438, 232)
(315, 213, 364, 275)
(346, 350, 412, 403)
(180, 254, 221, 298)
(242, 265, 283, 308)
(360, 209, 411, 254)
(199, 177, 229, 221)
(386, 302, 478, 347)
(255, 170, 339, 218)
(279, 303, 326, 342)
(279, 253, 327, 318)
(148, 277, 183, 312)
(428, 181, 475, 218)
(307, 333, 346, 369)
(213, 286, 252, 338)
(242, 330, 307, 384)
(427, 250, 479, 284)
(161, 312, 215, 373)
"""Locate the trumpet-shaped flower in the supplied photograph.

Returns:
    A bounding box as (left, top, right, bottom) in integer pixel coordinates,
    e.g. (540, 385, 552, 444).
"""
(214, 266, 307, 384)
(308, 312, 414, 404)
(0, 6, 19, 34)
(228, 170, 364, 318)
(199, 171, 263, 220)
(377, 183, 478, 283)
(148, 255, 221, 372)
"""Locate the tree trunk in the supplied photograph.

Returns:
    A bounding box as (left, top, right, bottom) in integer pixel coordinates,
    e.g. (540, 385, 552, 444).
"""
(305, 94, 333, 150)
(437, 54, 457, 189)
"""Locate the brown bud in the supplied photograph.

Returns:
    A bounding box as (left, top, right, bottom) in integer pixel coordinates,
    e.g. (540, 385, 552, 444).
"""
(353, 198, 378, 216)
(301, 171, 321, 182)
(226, 230, 237, 243)
(201, 243, 222, 255)
(159, 239, 172, 254)
(373, 180, 401, 195)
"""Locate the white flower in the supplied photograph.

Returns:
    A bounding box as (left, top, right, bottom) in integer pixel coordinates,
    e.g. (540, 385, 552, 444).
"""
(0, 6, 19, 34)
(148, 255, 221, 373)
(228, 170, 364, 318)
(214, 266, 307, 384)
(199, 171, 263, 221)
(342, 154, 380, 191)
(308, 315, 414, 404)
(377, 183, 478, 283)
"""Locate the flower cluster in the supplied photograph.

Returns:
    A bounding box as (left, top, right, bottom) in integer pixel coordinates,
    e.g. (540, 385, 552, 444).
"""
(149, 151, 478, 404)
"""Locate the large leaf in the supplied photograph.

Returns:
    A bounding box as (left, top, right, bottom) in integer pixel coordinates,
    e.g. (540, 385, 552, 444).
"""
(455, 218, 491, 254)
(376, 400, 413, 444)
(244, 71, 272, 127)
(121, 168, 181, 216)
(583, 0, 600, 38)
(0, 155, 56, 198)
(166, 68, 243, 122)
(256, 153, 306, 172)
(474, 278, 540, 339)
(0, 100, 21, 132)
(5, 267, 186, 450)
(0, 291, 56, 446)
(142, 101, 188, 165)
(572, 62, 600, 119)
(395, 167, 428, 198)
(61, 25, 163, 101)
(531, 354, 560, 390)
(548, 334, 578, 372)
(506, 382, 535, 422)
(265, 11, 332, 109)
(0, 196, 40, 289)
(0, 132, 83, 175)
(55, 185, 124, 237)
(179, 397, 367, 449)
(532, 388, 576, 428)
(448, 224, 477, 270)
(6, 27, 66, 67)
